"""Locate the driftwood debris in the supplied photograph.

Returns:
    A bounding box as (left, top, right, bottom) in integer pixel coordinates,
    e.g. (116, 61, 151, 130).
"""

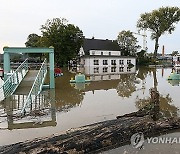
(1, 88, 180, 154)
(1, 117, 180, 154)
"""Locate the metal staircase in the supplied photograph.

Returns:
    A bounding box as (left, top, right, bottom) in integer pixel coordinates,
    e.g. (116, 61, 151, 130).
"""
(0, 59, 29, 100)
(0, 58, 48, 115)
(21, 59, 47, 114)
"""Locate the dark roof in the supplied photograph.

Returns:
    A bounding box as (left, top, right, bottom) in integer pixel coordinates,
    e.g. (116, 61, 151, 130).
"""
(82, 38, 121, 54)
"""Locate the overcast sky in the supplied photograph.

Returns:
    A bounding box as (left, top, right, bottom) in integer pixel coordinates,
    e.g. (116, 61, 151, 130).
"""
(0, 0, 179, 54)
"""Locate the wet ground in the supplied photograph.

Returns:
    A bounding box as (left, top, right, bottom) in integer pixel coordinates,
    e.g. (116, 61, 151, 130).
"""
(103, 131, 180, 154)
(0, 67, 180, 153)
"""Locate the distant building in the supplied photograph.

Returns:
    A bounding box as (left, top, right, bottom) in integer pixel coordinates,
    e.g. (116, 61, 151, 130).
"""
(157, 54, 173, 66)
(78, 38, 136, 78)
(172, 55, 180, 67)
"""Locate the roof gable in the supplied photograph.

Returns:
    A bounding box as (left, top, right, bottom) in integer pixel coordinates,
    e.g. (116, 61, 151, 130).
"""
(82, 38, 120, 54)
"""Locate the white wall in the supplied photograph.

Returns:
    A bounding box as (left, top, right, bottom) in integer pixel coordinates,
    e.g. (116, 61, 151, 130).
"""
(79, 55, 136, 81)
(89, 50, 121, 56)
(81, 56, 136, 67)
(83, 66, 136, 75)
(80, 56, 136, 75)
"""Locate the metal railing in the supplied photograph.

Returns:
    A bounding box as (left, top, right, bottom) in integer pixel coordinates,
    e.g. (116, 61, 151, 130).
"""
(21, 59, 47, 114)
(0, 59, 29, 100)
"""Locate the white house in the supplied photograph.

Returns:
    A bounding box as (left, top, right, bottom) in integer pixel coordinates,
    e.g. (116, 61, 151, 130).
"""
(172, 55, 180, 67)
(79, 38, 136, 79)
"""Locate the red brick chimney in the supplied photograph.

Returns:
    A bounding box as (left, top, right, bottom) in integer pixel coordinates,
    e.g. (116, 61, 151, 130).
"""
(162, 45, 165, 56)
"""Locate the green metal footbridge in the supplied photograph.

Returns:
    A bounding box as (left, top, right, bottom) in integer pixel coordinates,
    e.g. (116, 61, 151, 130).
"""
(0, 47, 55, 114)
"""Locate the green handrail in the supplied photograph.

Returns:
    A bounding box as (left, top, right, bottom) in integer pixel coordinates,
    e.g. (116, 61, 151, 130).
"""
(0, 59, 29, 100)
(21, 59, 47, 114)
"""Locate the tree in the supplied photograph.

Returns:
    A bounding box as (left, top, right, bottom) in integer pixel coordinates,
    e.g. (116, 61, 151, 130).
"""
(172, 50, 179, 56)
(40, 18, 84, 66)
(25, 33, 41, 47)
(136, 49, 152, 65)
(137, 6, 180, 58)
(25, 33, 43, 61)
(135, 68, 179, 118)
(116, 74, 136, 98)
(117, 30, 140, 56)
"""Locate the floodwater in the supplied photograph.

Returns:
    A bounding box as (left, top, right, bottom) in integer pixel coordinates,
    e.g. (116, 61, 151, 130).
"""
(0, 67, 180, 150)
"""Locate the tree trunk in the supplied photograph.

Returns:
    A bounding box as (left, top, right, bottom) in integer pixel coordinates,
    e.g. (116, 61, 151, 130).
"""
(153, 69, 158, 91)
(154, 37, 159, 58)
(1, 116, 180, 154)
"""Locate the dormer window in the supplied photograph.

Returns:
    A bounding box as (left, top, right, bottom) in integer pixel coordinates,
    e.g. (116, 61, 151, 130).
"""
(109, 52, 111, 56)
(92, 51, 95, 55)
(101, 52, 103, 55)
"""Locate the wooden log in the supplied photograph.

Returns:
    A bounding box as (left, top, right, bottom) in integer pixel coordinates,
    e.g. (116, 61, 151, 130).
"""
(1, 116, 180, 154)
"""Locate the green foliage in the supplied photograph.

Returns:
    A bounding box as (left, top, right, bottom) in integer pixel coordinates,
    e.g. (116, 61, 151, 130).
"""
(137, 6, 180, 57)
(172, 50, 179, 56)
(136, 50, 154, 65)
(40, 18, 84, 66)
(25, 18, 84, 66)
(117, 30, 140, 56)
(25, 33, 44, 60)
(137, 50, 146, 58)
(25, 33, 41, 47)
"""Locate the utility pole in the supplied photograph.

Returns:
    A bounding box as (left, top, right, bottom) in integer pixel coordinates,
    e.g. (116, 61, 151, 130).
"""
(132, 30, 147, 51)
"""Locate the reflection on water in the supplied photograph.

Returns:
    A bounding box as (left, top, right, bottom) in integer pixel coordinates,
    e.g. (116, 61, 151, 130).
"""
(0, 67, 180, 145)
(167, 67, 180, 86)
(168, 80, 180, 86)
(0, 90, 56, 130)
(78, 66, 136, 81)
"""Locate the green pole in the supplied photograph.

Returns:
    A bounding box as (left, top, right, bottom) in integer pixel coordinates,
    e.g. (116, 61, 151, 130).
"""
(49, 52, 55, 88)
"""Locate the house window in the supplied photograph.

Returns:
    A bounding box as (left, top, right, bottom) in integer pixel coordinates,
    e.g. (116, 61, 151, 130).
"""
(94, 60, 99, 65)
(127, 67, 131, 72)
(94, 67, 99, 73)
(92, 51, 95, 55)
(127, 60, 131, 64)
(103, 60, 108, 65)
(101, 52, 103, 55)
(103, 67, 108, 73)
(109, 52, 111, 56)
(119, 60, 124, 65)
(119, 67, 124, 72)
(111, 67, 116, 72)
(111, 60, 116, 65)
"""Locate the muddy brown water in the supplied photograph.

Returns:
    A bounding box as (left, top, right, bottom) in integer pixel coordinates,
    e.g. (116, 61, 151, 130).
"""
(0, 67, 180, 150)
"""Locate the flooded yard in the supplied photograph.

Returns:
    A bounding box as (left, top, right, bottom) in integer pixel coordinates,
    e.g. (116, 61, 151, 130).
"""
(0, 67, 180, 147)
